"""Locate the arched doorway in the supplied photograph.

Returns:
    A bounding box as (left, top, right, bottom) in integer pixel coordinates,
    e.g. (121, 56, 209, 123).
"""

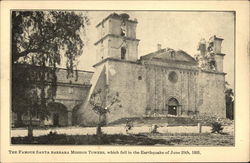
(167, 98, 179, 116)
(47, 102, 68, 126)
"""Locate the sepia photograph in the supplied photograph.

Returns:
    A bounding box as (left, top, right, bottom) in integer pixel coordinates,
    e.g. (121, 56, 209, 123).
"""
(1, 1, 250, 162)
(10, 10, 235, 146)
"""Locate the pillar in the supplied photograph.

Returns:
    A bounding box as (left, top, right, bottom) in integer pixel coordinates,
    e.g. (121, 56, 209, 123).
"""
(177, 105, 182, 116)
(67, 111, 72, 126)
(162, 105, 168, 115)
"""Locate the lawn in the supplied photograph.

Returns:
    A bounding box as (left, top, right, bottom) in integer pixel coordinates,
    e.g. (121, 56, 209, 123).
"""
(11, 132, 234, 146)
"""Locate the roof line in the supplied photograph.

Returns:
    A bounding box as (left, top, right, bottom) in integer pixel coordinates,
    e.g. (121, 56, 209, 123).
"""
(215, 53, 226, 56)
(140, 48, 197, 63)
(201, 69, 226, 75)
(96, 13, 138, 28)
(13, 63, 94, 73)
(93, 57, 141, 67)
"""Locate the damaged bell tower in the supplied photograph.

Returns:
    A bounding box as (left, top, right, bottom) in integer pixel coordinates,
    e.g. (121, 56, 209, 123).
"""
(196, 35, 225, 72)
(94, 13, 139, 62)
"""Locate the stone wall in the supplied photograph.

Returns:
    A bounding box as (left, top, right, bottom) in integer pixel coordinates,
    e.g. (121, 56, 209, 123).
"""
(56, 69, 93, 85)
(78, 59, 147, 126)
(105, 60, 147, 122)
(78, 64, 107, 126)
(197, 70, 226, 118)
(96, 38, 109, 63)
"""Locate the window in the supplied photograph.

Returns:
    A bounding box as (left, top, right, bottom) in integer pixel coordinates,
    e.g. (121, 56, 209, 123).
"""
(168, 71, 178, 83)
(120, 22, 126, 36)
(121, 47, 126, 60)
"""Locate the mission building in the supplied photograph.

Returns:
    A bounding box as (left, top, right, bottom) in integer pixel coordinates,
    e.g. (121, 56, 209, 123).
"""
(12, 13, 227, 127)
(76, 13, 227, 126)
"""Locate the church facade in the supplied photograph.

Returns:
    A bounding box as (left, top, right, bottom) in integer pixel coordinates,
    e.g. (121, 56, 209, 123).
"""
(77, 13, 227, 126)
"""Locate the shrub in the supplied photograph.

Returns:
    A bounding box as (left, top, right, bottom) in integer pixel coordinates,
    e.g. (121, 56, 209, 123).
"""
(125, 119, 133, 133)
(191, 115, 233, 126)
(151, 124, 159, 134)
(211, 122, 223, 133)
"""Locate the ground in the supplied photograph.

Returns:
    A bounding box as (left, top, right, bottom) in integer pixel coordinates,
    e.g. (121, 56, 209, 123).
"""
(11, 125, 234, 137)
(11, 121, 234, 146)
(12, 132, 234, 146)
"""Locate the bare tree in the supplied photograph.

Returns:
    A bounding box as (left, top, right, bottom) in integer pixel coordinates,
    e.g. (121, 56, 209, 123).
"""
(89, 88, 121, 135)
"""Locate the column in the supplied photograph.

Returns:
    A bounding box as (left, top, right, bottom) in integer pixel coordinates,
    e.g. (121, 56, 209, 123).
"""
(177, 105, 182, 116)
(67, 111, 72, 126)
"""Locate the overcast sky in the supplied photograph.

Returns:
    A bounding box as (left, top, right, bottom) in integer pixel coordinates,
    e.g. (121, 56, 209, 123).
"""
(76, 11, 235, 88)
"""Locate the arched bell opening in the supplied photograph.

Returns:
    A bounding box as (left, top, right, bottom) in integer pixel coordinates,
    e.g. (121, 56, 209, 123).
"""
(121, 47, 126, 60)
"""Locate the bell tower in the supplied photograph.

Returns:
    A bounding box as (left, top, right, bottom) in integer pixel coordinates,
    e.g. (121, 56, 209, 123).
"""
(94, 13, 140, 63)
(208, 35, 225, 72)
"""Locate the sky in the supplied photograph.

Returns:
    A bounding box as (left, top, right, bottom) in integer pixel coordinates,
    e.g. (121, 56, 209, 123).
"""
(76, 11, 235, 88)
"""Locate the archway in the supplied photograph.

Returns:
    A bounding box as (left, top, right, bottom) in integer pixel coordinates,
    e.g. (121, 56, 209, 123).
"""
(167, 98, 179, 116)
(47, 102, 68, 126)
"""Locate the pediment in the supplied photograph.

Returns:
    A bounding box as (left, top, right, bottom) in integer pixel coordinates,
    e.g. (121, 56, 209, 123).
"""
(141, 48, 197, 65)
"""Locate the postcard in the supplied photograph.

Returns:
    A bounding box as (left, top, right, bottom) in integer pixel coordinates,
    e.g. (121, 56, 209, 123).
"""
(0, 0, 249, 162)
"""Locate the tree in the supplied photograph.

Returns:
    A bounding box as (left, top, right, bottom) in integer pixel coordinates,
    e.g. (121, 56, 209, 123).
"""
(11, 11, 89, 137)
(12, 64, 46, 128)
(225, 88, 234, 120)
(224, 81, 234, 120)
(89, 88, 121, 136)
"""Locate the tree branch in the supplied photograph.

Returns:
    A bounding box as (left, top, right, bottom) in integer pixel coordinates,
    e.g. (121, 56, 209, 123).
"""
(13, 49, 45, 62)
